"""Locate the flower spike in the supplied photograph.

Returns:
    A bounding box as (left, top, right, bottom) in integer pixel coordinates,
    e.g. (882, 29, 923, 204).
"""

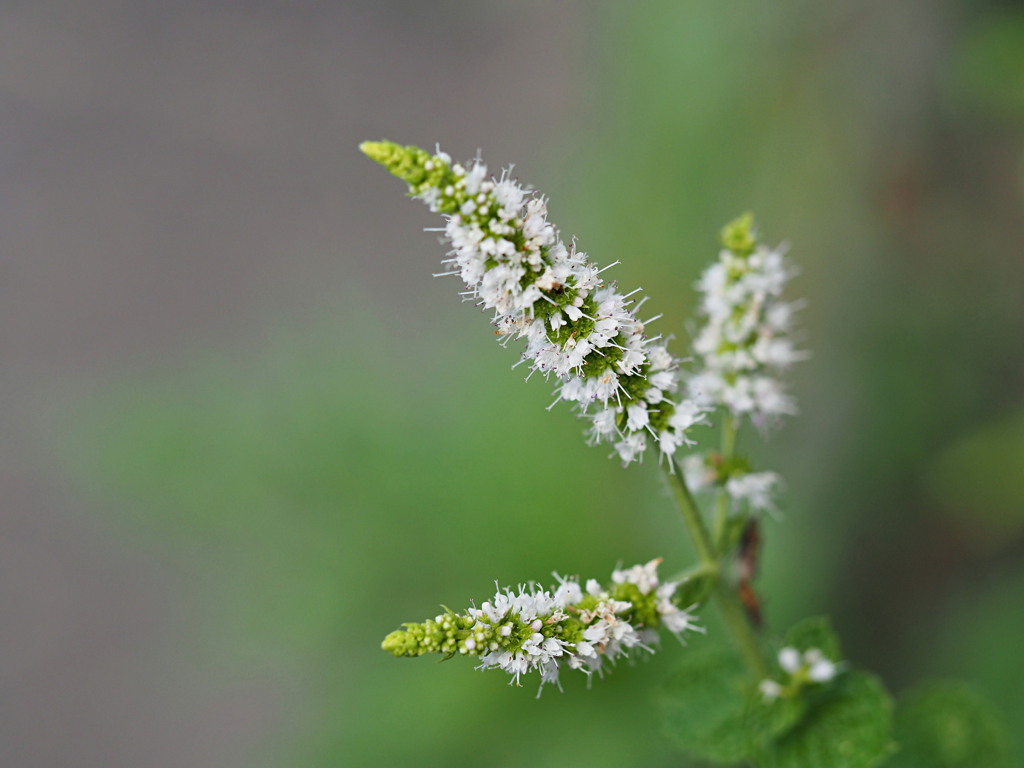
(362, 140, 705, 464)
(381, 558, 701, 694)
(688, 213, 805, 429)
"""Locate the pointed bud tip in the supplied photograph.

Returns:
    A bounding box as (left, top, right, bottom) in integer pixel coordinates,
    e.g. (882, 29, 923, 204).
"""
(360, 140, 396, 165)
(381, 630, 406, 656)
(721, 212, 758, 256)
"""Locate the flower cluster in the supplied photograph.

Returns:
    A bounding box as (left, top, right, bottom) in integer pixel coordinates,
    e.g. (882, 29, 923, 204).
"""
(683, 452, 781, 513)
(361, 140, 704, 464)
(759, 645, 841, 702)
(381, 558, 701, 694)
(688, 214, 804, 429)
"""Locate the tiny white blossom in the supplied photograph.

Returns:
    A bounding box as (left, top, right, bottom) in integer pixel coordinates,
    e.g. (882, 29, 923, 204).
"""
(682, 453, 714, 493)
(759, 645, 843, 704)
(612, 558, 663, 594)
(805, 649, 838, 682)
(778, 646, 802, 675)
(626, 403, 650, 432)
(725, 471, 781, 512)
(759, 679, 783, 701)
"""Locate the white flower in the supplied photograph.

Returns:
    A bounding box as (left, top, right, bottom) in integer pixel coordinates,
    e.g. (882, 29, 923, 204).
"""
(590, 407, 618, 436)
(804, 649, 838, 682)
(612, 557, 662, 594)
(657, 578, 703, 636)
(626, 403, 650, 432)
(660, 605, 701, 635)
(778, 646, 802, 675)
(762, 645, 842, 700)
(759, 679, 784, 701)
(553, 576, 583, 607)
(682, 453, 714, 493)
(615, 433, 647, 464)
(725, 471, 781, 512)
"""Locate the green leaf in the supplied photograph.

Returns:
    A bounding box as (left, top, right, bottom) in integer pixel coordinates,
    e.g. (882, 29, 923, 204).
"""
(720, 513, 748, 554)
(674, 568, 717, 608)
(758, 670, 895, 768)
(658, 642, 804, 764)
(781, 615, 842, 660)
(885, 680, 1014, 768)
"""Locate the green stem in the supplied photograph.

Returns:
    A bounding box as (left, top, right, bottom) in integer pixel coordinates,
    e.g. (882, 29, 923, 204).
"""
(664, 461, 717, 568)
(714, 582, 770, 679)
(712, 411, 737, 551)
(721, 409, 738, 458)
(665, 460, 768, 679)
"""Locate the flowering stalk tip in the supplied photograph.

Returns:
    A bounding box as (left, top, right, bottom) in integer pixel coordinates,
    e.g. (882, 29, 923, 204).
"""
(720, 212, 757, 257)
(381, 559, 702, 693)
(363, 139, 706, 465)
(688, 213, 804, 427)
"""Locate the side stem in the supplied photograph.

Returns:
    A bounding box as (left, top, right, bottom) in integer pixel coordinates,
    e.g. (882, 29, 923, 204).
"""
(664, 460, 768, 679)
(712, 412, 737, 551)
(665, 459, 717, 567)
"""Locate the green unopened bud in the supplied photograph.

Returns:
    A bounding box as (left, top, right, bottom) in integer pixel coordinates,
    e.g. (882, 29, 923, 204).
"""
(361, 139, 461, 213)
(381, 629, 417, 657)
(721, 212, 757, 257)
(359, 140, 427, 184)
(610, 582, 661, 628)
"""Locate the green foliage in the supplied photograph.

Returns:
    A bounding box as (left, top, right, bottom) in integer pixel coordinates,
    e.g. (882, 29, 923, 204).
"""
(60, 3, 1024, 766)
(658, 642, 805, 765)
(926, 409, 1024, 537)
(759, 671, 895, 768)
(661, 617, 895, 768)
(950, 9, 1024, 124)
(719, 513, 749, 555)
(781, 615, 842, 661)
(674, 567, 718, 608)
(885, 681, 1014, 768)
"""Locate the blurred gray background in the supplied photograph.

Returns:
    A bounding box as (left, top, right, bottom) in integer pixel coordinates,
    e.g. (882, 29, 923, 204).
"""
(2, 1, 1023, 766)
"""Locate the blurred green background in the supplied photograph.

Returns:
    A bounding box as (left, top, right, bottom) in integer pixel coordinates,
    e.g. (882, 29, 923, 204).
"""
(3, 1, 1023, 766)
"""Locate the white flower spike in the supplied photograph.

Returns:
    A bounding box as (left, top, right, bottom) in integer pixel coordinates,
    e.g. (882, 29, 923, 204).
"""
(688, 214, 805, 430)
(381, 558, 700, 695)
(362, 140, 705, 464)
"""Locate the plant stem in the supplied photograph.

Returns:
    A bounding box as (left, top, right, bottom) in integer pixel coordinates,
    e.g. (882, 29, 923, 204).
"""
(665, 460, 768, 679)
(713, 582, 769, 678)
(665, 460, 717, 568)
(712, 411, 737, 551)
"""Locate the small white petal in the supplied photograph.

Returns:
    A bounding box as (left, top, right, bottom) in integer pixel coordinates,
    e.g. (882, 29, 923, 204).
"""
(778, 647, 801, 675)
(759, 680, 783, 701)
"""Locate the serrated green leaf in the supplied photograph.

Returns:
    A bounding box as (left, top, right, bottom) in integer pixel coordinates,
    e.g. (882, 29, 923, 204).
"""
(781, 615, 842, 660)
(658, 643, 804, 765)
(885, 680, 1014, 768)
(758, 670, 895, 768)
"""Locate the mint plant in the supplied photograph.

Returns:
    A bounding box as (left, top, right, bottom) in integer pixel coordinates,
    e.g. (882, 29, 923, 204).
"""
(362, 140, 1015, 767)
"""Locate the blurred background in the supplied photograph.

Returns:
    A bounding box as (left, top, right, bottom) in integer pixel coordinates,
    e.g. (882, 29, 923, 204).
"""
(2, 1, 1023, 765)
